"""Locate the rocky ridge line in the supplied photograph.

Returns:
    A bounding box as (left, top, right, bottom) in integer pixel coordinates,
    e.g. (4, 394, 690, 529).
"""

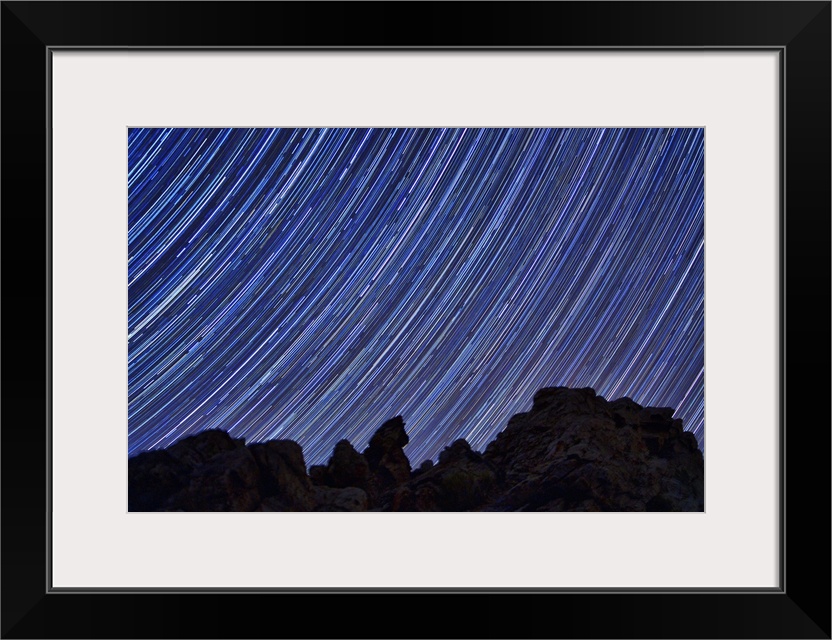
(128, 387, 704, 512)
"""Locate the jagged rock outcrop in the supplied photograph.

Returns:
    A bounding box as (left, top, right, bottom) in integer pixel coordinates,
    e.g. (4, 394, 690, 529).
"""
(363, 416, 411, 482)
(173, 445, 261, 511)
(309, 439, 370, 491)
(129, 430, 314, 512)
(482, 387, 703, 511)
(394, 439, 499, 511)
(250, 440, 315, 511)
(128, 430, 255, 511)
(128, 387, 704, 512)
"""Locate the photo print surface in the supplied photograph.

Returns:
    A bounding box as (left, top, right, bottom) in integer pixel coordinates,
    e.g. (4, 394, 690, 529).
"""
(128, 127, 704, 512)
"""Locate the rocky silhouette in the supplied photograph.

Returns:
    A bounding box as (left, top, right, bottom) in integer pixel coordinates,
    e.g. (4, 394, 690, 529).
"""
(129, 387, 704, 511)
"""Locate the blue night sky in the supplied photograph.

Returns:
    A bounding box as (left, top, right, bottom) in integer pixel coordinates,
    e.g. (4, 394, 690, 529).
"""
(128, 128, 704, 466)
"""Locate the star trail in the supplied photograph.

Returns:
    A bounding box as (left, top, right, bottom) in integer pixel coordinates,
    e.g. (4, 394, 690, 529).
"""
(128, 128, 704, 467)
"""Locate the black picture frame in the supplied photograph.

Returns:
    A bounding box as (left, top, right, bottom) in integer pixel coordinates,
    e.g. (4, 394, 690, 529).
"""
(2, 2, 829, 638)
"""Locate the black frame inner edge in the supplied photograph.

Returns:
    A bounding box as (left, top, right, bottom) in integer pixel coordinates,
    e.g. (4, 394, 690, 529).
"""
(46, 44, 782, 596)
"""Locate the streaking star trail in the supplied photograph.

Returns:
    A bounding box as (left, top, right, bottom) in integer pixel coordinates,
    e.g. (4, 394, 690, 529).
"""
(128, 128, 704, 466)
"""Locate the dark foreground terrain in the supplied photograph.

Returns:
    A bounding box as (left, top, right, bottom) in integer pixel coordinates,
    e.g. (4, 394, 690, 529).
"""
(129, 386, 704, 511)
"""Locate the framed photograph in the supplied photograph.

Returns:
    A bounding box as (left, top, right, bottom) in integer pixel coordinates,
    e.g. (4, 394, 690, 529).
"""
(3, 2, 829, 638)
(124, 125, 706, 516)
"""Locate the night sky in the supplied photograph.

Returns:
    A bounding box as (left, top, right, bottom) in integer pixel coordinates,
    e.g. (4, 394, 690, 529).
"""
(128, 128, 704, 467)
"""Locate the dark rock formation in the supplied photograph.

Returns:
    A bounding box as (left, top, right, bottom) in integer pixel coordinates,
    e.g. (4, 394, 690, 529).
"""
(128, 430, 254, 511)
(482, 387, 703, 511)
(128, 430, 312, 512)
(310, 439, 370, 491)
(249, 440, 315, 511)
(312, 486, 370, 511)
(398, 439, 499, 511)
(128, 387, 704, 512)
(127, 450, 191, 511)
(363, 416, 411, 482)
